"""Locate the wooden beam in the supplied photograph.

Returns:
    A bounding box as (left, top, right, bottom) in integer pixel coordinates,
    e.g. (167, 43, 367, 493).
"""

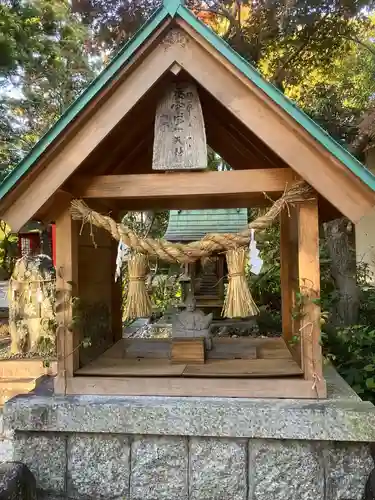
(90, 193, 275, 211)
(297, 198, 324, 396)
(73, 169, 298, 199)
(54, 194, 79, 394)
(63, 375, 324, 398)
(173, 22, 375, 223)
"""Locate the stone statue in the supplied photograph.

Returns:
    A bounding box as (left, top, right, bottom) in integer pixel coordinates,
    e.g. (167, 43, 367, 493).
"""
(172, 293, 213, 349)
(9, 254, 56, 356)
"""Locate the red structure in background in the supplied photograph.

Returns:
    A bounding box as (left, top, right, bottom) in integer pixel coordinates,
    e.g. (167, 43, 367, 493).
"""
(17, 223, 57, 267)
(17, 232, 40, 258)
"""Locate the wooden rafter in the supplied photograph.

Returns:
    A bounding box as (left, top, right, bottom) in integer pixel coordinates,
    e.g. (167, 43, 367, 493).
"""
(200, 88, 286, 170)
(206, 123, 271, 171)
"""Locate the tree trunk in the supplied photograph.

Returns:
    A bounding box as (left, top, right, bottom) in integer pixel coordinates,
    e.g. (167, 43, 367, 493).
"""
(323, 218, 359, 326)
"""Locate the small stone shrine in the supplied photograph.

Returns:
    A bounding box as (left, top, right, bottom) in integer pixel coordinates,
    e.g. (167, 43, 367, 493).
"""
(9, 254, 56, 356)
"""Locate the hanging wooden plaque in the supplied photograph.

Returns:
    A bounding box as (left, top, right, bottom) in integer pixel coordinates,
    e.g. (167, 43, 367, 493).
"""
(152, 82, 207, 170)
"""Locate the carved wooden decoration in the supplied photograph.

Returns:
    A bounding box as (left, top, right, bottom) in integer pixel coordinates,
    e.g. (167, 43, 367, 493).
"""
(152, 81, 207, 170)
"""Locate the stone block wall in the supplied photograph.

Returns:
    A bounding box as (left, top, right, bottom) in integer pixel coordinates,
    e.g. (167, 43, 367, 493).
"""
(12, 432, 373, 500)
(4, 367, 375, 500)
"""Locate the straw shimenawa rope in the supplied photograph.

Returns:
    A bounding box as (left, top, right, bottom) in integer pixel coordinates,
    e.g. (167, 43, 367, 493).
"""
(71, 181, 314, 264)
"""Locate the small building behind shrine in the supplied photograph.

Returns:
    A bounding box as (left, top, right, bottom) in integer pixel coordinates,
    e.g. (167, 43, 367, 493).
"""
(1, 0, 375, 497)
(165, 208, 248, 314)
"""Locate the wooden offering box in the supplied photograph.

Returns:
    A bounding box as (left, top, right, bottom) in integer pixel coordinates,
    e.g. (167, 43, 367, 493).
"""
(171, 338, 205, 364)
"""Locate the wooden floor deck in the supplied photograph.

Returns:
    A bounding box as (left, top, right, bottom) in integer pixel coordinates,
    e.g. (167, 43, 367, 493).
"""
(76, 337, 303, 378)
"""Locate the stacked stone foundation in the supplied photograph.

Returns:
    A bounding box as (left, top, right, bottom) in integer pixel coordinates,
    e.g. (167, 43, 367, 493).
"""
(8, 433, 373, 499)
(3, 367, 375, 499)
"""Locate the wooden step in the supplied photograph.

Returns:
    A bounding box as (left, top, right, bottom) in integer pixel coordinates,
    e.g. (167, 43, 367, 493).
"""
(0, 377, 39, 406)
(0, 359, 57, 379)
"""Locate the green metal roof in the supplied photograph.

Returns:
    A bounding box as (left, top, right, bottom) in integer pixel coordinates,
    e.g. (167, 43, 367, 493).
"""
(164, 209, 248, 241)
(1, 0, 375, 200)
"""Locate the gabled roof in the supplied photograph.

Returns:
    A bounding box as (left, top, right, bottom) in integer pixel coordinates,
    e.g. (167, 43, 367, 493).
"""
(164, 209, 248, 241)
(1, 0, 375, 203)
(0, 0, 375, 230)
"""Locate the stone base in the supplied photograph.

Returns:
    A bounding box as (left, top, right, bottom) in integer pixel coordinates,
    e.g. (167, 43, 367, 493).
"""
(3, 366, 375, 499)
(8, 434, 373, 500)
(0, 462, 37, 499)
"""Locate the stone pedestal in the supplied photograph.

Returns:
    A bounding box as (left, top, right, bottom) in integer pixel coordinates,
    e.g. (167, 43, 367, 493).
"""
(3, 366, 375, 499)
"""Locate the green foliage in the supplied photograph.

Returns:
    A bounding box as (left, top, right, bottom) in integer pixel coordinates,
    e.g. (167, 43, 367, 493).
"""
(322, 320, 375, 402)
(71, 297, 110, 362)
(248, 216, 281, 313)
(71, 0, 161, 52)
(0, 221, 18, 279)
(36, 332, 56, 359)
(281, 17, 375, 144)
(256, 306, 281, 336)
(248, 210, 375, 401)
(122, 211, 168, 239)
(0, 0, 95, 174)
(321, 261, 375, 401)
(150, 274, 181, 314)
(70, 0, 375, 147)
(72, 297, 111, 339)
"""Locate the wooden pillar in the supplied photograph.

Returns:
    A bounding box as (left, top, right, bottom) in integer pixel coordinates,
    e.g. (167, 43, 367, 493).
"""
(297, 198, 324, 395)
(280, 206, 300, 364)
(54, 197, 79, 394)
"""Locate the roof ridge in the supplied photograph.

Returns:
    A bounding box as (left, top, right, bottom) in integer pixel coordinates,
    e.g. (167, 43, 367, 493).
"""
(164, 0, 184, 17)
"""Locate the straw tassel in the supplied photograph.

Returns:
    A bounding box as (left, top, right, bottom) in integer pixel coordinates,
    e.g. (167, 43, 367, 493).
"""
(123, 253, 152, 320)
(222, 248, 259, 319)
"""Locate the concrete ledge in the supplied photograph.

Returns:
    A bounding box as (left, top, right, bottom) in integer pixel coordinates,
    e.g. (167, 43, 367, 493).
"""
(3, 395, 375, 441)
(3, 365, 375, 442)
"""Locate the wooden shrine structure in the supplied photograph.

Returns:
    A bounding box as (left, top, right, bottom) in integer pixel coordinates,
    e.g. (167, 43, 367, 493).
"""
(0, 0, 375, 399)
